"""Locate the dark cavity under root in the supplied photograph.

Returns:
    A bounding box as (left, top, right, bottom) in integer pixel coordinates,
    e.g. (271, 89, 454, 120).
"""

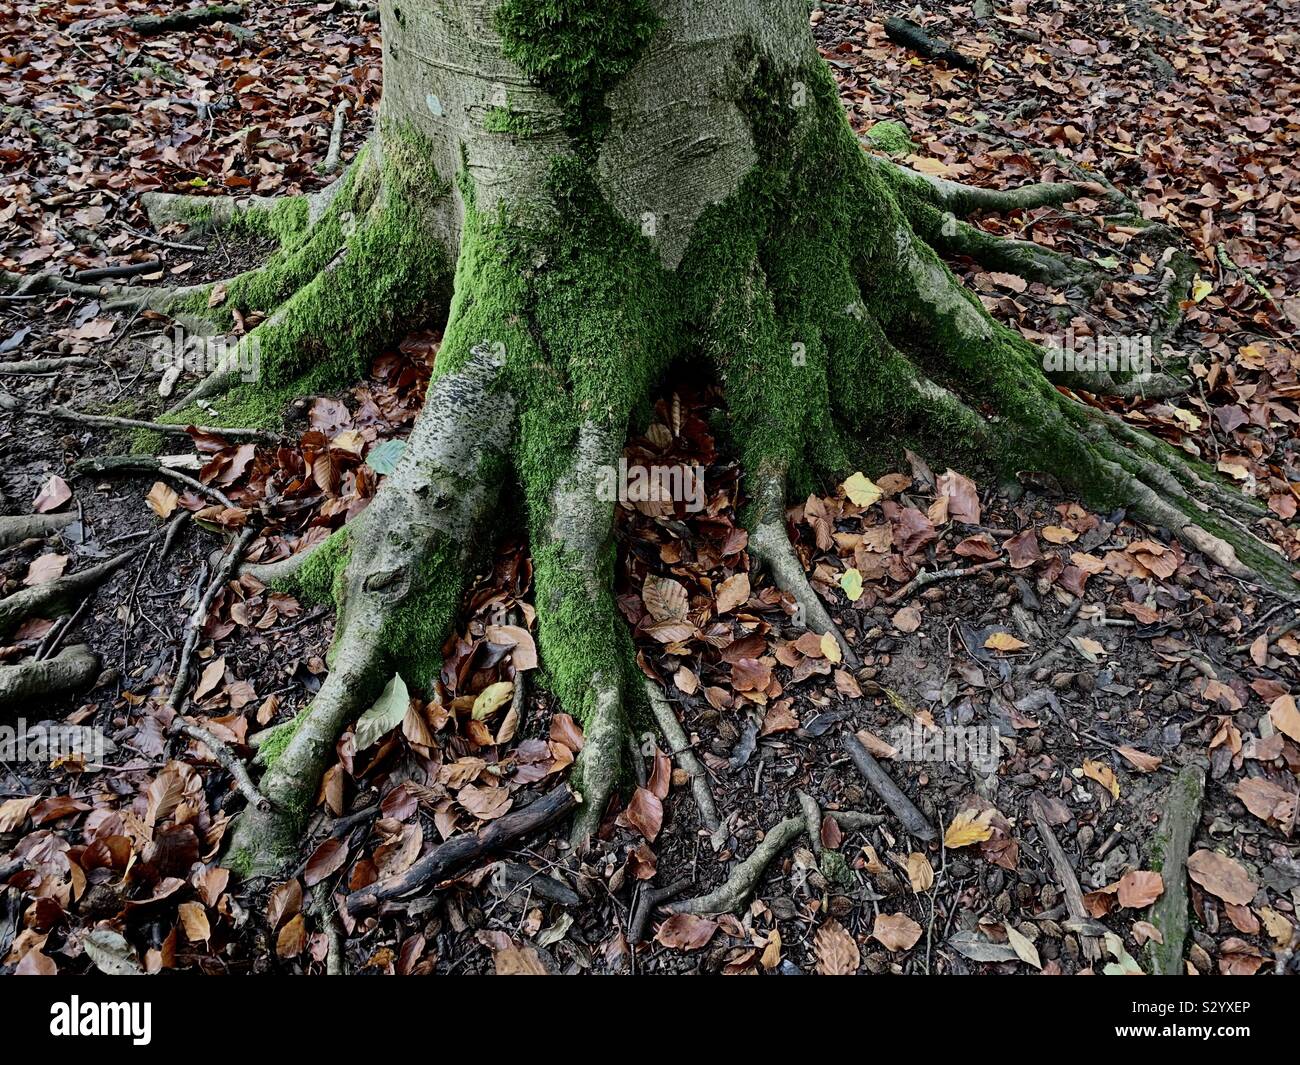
(225, 349, 515, 876)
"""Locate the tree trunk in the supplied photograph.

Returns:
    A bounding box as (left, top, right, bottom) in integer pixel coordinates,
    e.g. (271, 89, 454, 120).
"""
(209, 0, 1292, 876)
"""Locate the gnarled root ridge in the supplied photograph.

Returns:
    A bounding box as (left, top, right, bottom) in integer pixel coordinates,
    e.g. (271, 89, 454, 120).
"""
(226, 347, 515, 876)
(136, 139, 457, 428)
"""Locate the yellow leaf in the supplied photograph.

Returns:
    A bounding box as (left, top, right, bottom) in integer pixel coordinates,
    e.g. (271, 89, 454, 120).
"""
(943, 807, 995, 848)
(1191, 275, 1213, 303)
(984, 631, 1027, 652)
(1082, 759, 1120, 799)
(842, 471, 882, 508)
(472, 681, 515, 721)
(839, 567, 863, 602)
(820, 632, 842, 663)
(145, 481, 179, 519)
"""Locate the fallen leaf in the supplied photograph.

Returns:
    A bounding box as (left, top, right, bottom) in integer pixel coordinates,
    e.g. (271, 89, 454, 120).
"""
(1186, 849, 1257, 906)
(872, 912, 922, 951)
(815, 918, 860, 974)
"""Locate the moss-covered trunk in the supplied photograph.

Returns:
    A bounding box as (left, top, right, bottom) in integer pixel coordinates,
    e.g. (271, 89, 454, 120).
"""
(222, 0, 1292, 876)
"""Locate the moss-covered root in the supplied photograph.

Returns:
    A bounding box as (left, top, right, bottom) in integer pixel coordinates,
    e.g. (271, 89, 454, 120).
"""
(748, 460, 860, 668)
(225, 349, 516, 876)
(163, 138, 456, 428)
(871, 156, 1083, 219)
(528, 422, 638, 846)
(868, 213, 1298, 598)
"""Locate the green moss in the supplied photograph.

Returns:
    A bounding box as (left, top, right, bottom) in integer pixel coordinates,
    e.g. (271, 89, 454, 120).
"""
(289, 527, 352, 605)
(495, 0, 659, 148)
(129, 427, 165, 454)
(163, 131, 456, 431)
(483, 105, 538, 137)
(254, 711, 306, 770)
(865, 119, 916, 155)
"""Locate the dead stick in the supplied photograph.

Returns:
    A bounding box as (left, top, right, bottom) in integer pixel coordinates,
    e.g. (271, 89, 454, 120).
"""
(1030, 798, 1101, 964)
(885, 560, 1005, 605)
(345, 786, 579, 916)
(842, 733, 937, 841)
(166, 526, 268, 811)
(51, 405, 277, 442)
(1145, 765, 1205, 975)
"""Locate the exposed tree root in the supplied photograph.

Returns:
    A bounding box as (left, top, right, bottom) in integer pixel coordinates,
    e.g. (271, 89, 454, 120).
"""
(873, 157, 1082, 217)
(0, 644, 98, 714)
(662, 815, 805, 917)
(0, 355, 97, 375)
(1145, 765, 1205, 975)
(227, 349, 515, 875)
(0, 512, 73, 550)
(644, 680, 720, 834)
(72, 454, 237, 510)
(0, 542, 151, 637)
(749, 462, 860, 668)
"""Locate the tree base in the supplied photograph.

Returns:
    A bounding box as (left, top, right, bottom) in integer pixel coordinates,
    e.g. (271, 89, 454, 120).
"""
(144, 76, 1293, 885)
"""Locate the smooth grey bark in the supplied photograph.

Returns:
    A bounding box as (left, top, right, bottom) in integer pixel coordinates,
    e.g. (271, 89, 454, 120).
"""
(375, 0, 815, 262)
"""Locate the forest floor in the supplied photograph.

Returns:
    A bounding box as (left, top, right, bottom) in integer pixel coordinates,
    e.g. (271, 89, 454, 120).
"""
(0, 1, 1297, 976)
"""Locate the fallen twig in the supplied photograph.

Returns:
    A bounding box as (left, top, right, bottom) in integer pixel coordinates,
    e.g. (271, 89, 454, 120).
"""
(842, 733, 937, 841)
(1030, 798, 1102, 964)
(345, 786, 579, 916)
(52, 405, 277, 443)
(885, 559, 1005, 605)
(884, 16, 977, 71)
(1145, 765, 1205, 975)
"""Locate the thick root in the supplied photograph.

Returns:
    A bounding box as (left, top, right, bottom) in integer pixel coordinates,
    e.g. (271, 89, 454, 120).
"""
(0, 546, 143, 637)
(0, 645, 98, 714)
(0, 512, 73, 550)
(226, 348, 515, 876)
(643, 680, 720, 834)
(748, 461, 860, 668)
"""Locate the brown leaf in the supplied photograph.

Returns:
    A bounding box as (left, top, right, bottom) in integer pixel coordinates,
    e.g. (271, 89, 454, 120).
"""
(655, 913, 718, 951)
(814, 918, 860, 974)
(715, 572, 750, 615)
(303, 838, 349, 887)
(177, 901, 210, 943)
(872, 912, 922, 951)
(936, 468, 980, 524)
(620, 787, 663, 841)
(145, 480, 179, 518)
(1116, 870, 1164, 909)
(22, 553, 67, 586)
(1186, 849, 1257, 906)
(484, 624, 538, 671)
(33, 474, 72, 513)
(275, 913, 306, 958)
(642, 575, 689, 622)
(1005, 528, 1042, 569)
(1116, 746, 1162, 773)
